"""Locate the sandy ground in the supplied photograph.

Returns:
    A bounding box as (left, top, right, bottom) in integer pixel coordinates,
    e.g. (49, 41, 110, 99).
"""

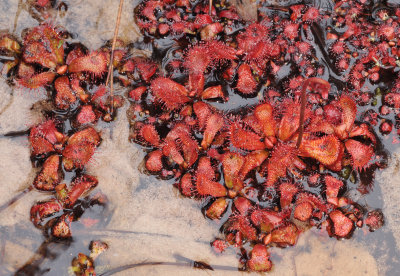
(1, 0, 399, 275)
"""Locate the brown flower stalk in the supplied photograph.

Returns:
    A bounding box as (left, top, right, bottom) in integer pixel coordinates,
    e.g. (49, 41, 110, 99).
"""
(106, 0, 124, 115)
(296, 79, 309, 149)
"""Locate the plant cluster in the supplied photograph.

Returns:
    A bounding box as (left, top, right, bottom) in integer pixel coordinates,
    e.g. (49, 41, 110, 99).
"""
(1, 8, 120, 274)
(129, 0, 397, 271)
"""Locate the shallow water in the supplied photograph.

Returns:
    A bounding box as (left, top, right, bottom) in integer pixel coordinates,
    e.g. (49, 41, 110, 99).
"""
(1, 0, 400, 275)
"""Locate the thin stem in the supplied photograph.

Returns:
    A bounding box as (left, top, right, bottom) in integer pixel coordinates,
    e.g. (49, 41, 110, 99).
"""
(13, 0, 23, 34)
(1, 129, 30, 137)
(99, 261, 196, 276)
(0, 186, 33, 213)
(296, 77, 330, 148)
(99, 260, 238, 276)
(296, 79, 309, 149)
(209, 0, 212, 15)
(105, 0, 124, 114)
(110, 62, 114, 114)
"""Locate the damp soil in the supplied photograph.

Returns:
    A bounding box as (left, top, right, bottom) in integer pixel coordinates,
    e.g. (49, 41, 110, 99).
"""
(1, 0, 400, 275)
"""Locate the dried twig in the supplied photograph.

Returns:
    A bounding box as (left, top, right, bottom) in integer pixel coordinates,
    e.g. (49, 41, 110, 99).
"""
(0, 186, 33, 213)
(99, 257, 238, 276)
(105, 0, 124, 115)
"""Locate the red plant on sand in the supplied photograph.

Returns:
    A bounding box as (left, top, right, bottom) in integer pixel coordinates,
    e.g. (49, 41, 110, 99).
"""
(127, 0, 392, 271)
